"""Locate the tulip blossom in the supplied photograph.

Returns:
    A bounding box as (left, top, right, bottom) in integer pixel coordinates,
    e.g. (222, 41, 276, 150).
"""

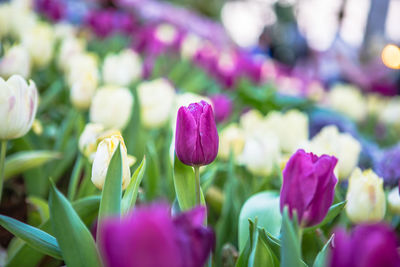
(330, 223, 400, 267)
(280, 149, 338, 227)
(175, 101, 219, 166)
(210, 94, 232, 123)
(99, 204, 214, 267)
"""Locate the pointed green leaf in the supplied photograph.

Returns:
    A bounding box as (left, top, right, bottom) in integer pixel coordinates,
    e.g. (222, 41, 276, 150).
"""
(27, 196, 50, 222)
(122, 157, 146, 214)
(305, 201, 346, 232)
(49, 182, 102, 267)
(236, 219, 256, 267)
(281, 207, 302, 267)
(0, 215, 62, 259)
(313, 235, 333, 267)
(258, 228, 281, 259)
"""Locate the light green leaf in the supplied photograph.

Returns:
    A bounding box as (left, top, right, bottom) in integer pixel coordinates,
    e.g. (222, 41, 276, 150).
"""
(313, 235, 333, 267)
(0, 215, 62, 259)
(5, 151, 60, 180)
(122, 157, 146, 214)
(27, 196, 50, 222)
(49, 182, 102, 267)
(281, 207, 302, 267)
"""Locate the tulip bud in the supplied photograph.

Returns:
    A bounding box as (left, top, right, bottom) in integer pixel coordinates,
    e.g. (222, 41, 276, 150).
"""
(0, 44, 31, 78)
(79, 123, 107, 161)
(330, 223, 400, 267)
(175, 101, 219, 166)
(137, 78, 175, 128)
(0, 75, 38, 140)
(280, 149, 338, 227)
(210, 94, 233, 123)
(90, 85, 133, 130)
(345, 168, 386, 224)
(388, 187, 400, 214)
(102, 49, 142, 87)
(57, 37, 85, 71)
(70, 69, 98, 110)
(91, 133, 131, 190)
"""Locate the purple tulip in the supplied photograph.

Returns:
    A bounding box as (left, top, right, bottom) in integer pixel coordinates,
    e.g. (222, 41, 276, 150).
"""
(175, 101, 219, 166)
(99, 204, 214, 267)
(35, 0, 66, 22)
(330, 223, 400, 267)
(210, 94, 232, 123)
(280, 149, 338, 227)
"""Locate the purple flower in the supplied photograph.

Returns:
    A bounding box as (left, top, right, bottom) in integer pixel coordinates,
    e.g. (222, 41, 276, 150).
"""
(280, 149, 338, 227)
(210, 94, 232, 123)
(175, 101, 219, 166)
(99, 204, 214, 267)
(330, 223, 400, 267)
(374, 143, 400, 186)
(35, 0, 66, 22)
(86, 9, 115, 38)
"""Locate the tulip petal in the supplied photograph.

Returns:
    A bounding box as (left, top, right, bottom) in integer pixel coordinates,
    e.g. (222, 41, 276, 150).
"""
(175, 106, 197, 165)
(199, 104, 218, 165)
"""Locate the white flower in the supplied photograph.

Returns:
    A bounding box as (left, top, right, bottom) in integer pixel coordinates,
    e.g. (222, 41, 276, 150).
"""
(218, 124, 245, 161)
(180, 34, 202, 59)
(0, 44, 31, 78)
(155, 23, 177, 44)
(388, 187, 400, 215)
(90, 86, 133, 130)
(0, 75, 38, 140)
(70, 69, 98, 110)
(102, 49, 142, 87)
(58, 37, 86, 71)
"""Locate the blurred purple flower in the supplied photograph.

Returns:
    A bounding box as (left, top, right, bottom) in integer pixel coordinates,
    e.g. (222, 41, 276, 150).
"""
(99, 204, 214, 267)
(175, 101, 219, 166)
(210, 94, 232, 123)
(374, 143, 400, 186)
(280, 149, 338, 227)
(330, 223, 400, 267)
(86, 9, 136, 38)
(36, 0, 66, 22)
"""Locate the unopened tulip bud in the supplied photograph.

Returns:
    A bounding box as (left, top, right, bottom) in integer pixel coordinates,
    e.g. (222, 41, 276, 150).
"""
(91, 133, 131, 190)
(346, 168, 386, 223)
(175, 101, 219, 166)
(90, 86, 133, 130)
(280, 149, 338, 227)
(0, 75, 38, 140)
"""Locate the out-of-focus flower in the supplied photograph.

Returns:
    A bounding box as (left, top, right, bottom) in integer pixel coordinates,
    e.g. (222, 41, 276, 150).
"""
(280, 149, 337, 227)
(0, 44, 31, 78)
(9, 5, 37, 39)
(0, 4, 11, 38)
(328, 84, 367, 122)
(91, 133, 131, 190)
(171, 93, 211, 128)
(32, 119, 43, 135)
(239, 109, 265, 136)
(155, 23, 178, 46)
(330, 223, 400, 267)
(86, 9, 136, 38)
(379, 97, 400, 126)
(79, 123, 107, 161)
(180, 33, 202, 59)
(175, 101, 219, 166)
(264, 110, 309, 153)
(90, 85, 133, 130)
(366, 94, 387, 117)
(53, 23, 77, 40)
(0, 75, 38, 140)
(374, 143, 400, 186)
(305, 125, 361, 180)
(22, 22, 55, 68)
(58, 37, 86, 71)
(345, 168, 386, 224)
(65, 52, 99, 87)
(215, 52, 238, 88)
(102, 49, 142, 87)
(70, 72, 98, 110)
(99, 204, 214, 267)
(388, 187, 400, 214)
(137, 78, 175, 128)
(210, 94, 232, 123)
(35, 0, 66, 22)
(218, 124, 245, 161)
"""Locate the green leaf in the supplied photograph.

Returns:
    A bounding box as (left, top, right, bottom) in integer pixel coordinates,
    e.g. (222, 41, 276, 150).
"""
(236, 219, 256, 267)
(252, 233, 280, 267)
(313, 235, 333, 267)
(0, 215, 62, 259)
(305, 201, 346, 232)
(4, 151, 60, 180)
(122, 157, 146, 214)
(281, 207, 302, 267)
(49, 182, 102, 267)
(258, 228, 281, 259)
(27, 196, 50, 222)
(98, 144, 123, 220)
(144, 140, 160, 200)
(238, 191, 282, 252)
(173, 156, 195, 210)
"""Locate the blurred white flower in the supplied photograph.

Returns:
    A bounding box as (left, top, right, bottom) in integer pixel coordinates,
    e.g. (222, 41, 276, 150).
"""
(0, 44, 31, 78)
(58, 37, 86, 71)
(70, 70, 98, 110)
(180, 34, 202, 59)
(388, 187, 400, 215)
(218, 123, 245, 161)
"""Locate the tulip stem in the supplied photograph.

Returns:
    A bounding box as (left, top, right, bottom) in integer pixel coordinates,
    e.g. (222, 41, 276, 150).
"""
(194, 166, 201, 205)
(0, 140, 7, 204)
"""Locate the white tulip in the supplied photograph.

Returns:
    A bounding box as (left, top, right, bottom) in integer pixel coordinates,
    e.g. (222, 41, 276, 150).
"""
(0, 44, 31, 78)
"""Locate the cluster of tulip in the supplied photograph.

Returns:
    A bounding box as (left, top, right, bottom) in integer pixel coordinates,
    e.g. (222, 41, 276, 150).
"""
(1, 0, 400, 267)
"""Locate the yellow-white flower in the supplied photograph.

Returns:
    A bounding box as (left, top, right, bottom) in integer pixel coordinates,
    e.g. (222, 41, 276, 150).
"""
(306, 125, 361, 180)
(379, 97, 400, 126)
(0, 44, 31, 78)
(0, 75, 38, 140)
(70, 69, 98, 110)
(180, 34, 202, 59)
(91, 134, 131, 190)
(137, 78, 175, 128)
(345, 168, 386, 223)
(65, 52, 99, 87)
(90, 85, 133, 130)
(102, 49, 142, 87)
(22, 22, 55, 68)
(155, 23, 177, 44)
(388, 187, 400, 215)
(58, 37, 86, 71)
(328, 84, 367, 122)
(218, 124, 245, 161)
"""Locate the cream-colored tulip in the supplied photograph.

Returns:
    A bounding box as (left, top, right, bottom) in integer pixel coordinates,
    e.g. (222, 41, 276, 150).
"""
(22, 22, 55, 68)
(366, 94, 387, 117)
(307, 125, 361, 179)
(388, 187, 400, 214)
(90, 86, 133, 130)
(379, 97, 400, 125)
(65, 52, 99, 87)
(181, 34, 202, 59)
(79, 123, 106, 160)
(102, 49, 142, 87)
(345, 168, 386, 223)
(240, 109, 265, 137)
(137, 78, 175, 128)
(70, 69, 98, 110)
(58, 37, 86, 71)
(328, 84, 367, 122)
(155, 23, 177, 44)
(91, 134, 131, 190)
(0, 75, 38, 140)
(218, 124, 245, 160)
(0, 44, 31, 78)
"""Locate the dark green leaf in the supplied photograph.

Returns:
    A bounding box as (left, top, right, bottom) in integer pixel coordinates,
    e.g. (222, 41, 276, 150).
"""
(122, 157, 146, 213)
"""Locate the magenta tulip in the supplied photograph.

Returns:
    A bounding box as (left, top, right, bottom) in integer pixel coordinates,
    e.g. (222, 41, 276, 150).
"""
(210, 94, 232, 123)
(175, 101, 219, 166)
(280, 149, 338, 227)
